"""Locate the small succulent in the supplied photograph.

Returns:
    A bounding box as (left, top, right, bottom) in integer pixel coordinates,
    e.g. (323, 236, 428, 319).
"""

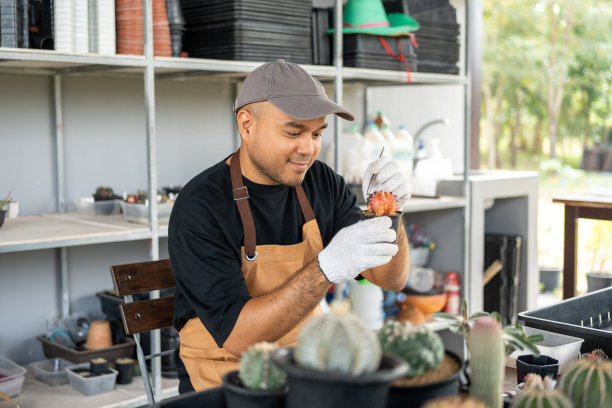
(582, 348, 608, 360)
(433, 299, 543, 357)
(239, 342, 286, 391)
(378, 320, 444, 377)
(367, 191, 399, 216)
(0, 191, 12, 210)
(93, 186, 115, 201)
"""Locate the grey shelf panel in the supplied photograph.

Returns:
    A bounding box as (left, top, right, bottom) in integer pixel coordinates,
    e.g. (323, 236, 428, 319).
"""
(13, 364, 178, 408)
(0, 47, 146, 75)
(0, 213, 168, 253)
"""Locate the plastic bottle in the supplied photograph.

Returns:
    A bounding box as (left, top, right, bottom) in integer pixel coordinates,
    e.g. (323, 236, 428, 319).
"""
(380, 125, 395, 142)
(392, 125, 414, 177)
(374, 110, 391, 129)
(444, 271, 461, 314)
(363, 121, 388, 162)
(341, 125, 367, 183)
(349, 279, 384, 330)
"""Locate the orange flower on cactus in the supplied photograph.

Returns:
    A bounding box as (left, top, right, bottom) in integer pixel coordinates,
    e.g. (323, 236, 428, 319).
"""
(367, 191, 399, 216)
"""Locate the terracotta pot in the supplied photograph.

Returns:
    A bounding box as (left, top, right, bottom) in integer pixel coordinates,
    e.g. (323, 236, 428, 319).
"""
(84, 320, 113, 350)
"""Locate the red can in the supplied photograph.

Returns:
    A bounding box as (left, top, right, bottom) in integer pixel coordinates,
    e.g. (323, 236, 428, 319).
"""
(444, 271, 461, 314)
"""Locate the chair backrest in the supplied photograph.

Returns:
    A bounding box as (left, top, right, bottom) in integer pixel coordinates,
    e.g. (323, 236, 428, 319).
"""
(110, 259, 176, 336)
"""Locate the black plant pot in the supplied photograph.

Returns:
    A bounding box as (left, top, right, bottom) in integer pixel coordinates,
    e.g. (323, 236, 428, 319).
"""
(515, 354, 559, 383)
(539, 267, 562, 292)
(586, 272, 612, 292)
(271, 347, 408, 408)
(360, 211, 403, 243)
(222, 370, 286, 408)
(115, 358, 134, 385)
(0, 210, 6, 228)
(386, 351, 464, 408)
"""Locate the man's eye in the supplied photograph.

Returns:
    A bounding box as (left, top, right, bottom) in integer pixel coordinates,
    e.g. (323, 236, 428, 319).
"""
(286, 132, 301, 137)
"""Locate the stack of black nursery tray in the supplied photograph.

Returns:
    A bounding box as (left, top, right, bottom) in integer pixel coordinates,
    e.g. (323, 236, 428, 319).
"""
(180, 0, 313, 64)
(397, 0, 461, 74)
(1, 0, 29, 48)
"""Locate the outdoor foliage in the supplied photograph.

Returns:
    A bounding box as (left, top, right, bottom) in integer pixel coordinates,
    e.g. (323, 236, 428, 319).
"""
(481, 0, 612, 168)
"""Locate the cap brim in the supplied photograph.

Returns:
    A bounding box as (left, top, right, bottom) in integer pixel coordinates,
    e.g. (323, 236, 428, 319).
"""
(269, 95, 355, 121)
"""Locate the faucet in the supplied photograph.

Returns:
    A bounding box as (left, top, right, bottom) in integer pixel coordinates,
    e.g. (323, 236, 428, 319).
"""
(413, 118, 450, 156)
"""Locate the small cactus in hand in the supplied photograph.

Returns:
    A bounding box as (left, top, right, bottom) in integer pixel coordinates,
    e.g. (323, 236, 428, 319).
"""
(378, 320, 444, 377)
(295, 300, 382, 376)
(468, 317, 505, 408)
(367, 191, 399, 216)
(93, 186, 115, 201)
(511, 375, 572, 408)
(239, 342, 286, 391)
(559, 357, 612, 408)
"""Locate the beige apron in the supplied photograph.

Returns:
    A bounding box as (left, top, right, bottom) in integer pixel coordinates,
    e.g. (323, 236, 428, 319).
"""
(179, 150, 323, 391)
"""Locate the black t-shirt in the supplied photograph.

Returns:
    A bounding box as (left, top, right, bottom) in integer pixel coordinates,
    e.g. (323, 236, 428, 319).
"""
(168, 157, 361, 347)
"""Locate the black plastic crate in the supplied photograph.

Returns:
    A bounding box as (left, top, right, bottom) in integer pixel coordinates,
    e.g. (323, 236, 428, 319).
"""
(519, 287, 612, 356)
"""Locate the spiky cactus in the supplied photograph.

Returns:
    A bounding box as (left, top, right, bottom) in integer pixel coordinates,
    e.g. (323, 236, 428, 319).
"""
(559, 357, 612, 408)
(295, 300, 382, 376)
(468, 317, 505, 408)
(377, 320, 444, 377)
(93, 186, 115, 201)
(239, 342, 286, 391)
(367, 191, 399, 216)
(512, 376, 573, 408)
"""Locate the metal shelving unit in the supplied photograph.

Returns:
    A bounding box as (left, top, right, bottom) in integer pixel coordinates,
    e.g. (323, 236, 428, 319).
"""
(0, 0, 474, 405)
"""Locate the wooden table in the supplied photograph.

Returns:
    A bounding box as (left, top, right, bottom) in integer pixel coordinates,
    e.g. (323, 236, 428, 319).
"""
(553, 194, 612, 299)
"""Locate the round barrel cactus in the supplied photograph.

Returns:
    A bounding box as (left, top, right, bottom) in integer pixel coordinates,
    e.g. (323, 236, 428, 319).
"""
(559, 357, 612, 408)
(378, 320, 444, 377)
(512, 376, 573, 408)
(239, 342, 286, 391)
(295, 301, 382, 376)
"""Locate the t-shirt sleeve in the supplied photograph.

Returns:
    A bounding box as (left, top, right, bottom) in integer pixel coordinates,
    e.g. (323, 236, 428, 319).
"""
(169, 212, 251, 348)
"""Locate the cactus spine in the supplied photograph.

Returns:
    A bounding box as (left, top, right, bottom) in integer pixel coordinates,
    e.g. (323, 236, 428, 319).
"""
(378, 320, 444, 377)
(559, 357, 612, 408)
(468, 317, 505, 408)
(511, 385, 573, 408)
(239, 342, 286, 391)
(295, 301, 382, 376)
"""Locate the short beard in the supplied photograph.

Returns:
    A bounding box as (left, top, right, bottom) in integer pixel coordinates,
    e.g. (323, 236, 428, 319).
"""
(248, 148, 302, 187)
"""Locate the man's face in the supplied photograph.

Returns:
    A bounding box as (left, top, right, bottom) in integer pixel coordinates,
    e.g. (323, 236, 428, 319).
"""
(244, 102, 327, 187)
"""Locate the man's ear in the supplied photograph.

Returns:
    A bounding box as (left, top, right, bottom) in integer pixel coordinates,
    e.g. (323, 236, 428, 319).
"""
(236, 109, 255, 143)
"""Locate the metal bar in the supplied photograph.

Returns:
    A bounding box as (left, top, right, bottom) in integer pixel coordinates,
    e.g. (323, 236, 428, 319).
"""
(55, 64, 134, 75)
(462, 1, 473, 314)
(333, 0, 343, 173)
(135, 333, 155, 405)
(143, 0, 161, 398)
(232, 81, 240, 151)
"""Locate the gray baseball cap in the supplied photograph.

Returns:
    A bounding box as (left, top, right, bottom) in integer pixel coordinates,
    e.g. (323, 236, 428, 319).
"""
(234, 59, 355, 121)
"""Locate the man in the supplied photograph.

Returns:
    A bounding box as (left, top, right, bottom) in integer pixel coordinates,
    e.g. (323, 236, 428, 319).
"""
(169, 59, 411, 392)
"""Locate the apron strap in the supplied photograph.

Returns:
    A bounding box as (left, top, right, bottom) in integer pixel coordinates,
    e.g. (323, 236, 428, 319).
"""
(230, 149, 257, 260)
(229, 149, 317, 259)
(295, 185, 315, 223)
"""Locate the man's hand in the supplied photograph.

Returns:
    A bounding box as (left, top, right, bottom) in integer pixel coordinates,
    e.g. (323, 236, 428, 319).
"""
(317, 216, 398, 283)
(362, 156, 412, 209)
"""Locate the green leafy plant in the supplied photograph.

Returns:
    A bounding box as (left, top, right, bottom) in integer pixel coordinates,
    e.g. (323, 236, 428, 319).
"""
(0, 191, 11, 210)
(433, 299, 543, 357)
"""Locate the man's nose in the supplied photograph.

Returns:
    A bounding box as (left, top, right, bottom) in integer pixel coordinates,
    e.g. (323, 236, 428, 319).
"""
(297, 135, 316, 155)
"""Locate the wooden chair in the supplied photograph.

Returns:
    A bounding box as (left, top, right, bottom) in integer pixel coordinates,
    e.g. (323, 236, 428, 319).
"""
(110, 259, 176, 406)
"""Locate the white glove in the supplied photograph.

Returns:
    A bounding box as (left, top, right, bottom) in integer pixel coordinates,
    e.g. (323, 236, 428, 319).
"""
(317, 216, 398, 283)
(362, 156, 412, 209)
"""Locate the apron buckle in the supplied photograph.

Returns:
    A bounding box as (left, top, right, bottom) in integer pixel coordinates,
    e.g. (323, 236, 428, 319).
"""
(233, 186, 249, 200)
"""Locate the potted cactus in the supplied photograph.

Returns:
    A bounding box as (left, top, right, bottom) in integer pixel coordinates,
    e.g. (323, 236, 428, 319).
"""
(0, 191, 11, 228)
(559, 355, 612, 408)
(361, 191, 402, 242)
(222, 341, 287, 408)
(270, 301, 408, 408)
(92, 186, 119, 215)
(511, 375, 573, 408)
(378, 320, 464, 408)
